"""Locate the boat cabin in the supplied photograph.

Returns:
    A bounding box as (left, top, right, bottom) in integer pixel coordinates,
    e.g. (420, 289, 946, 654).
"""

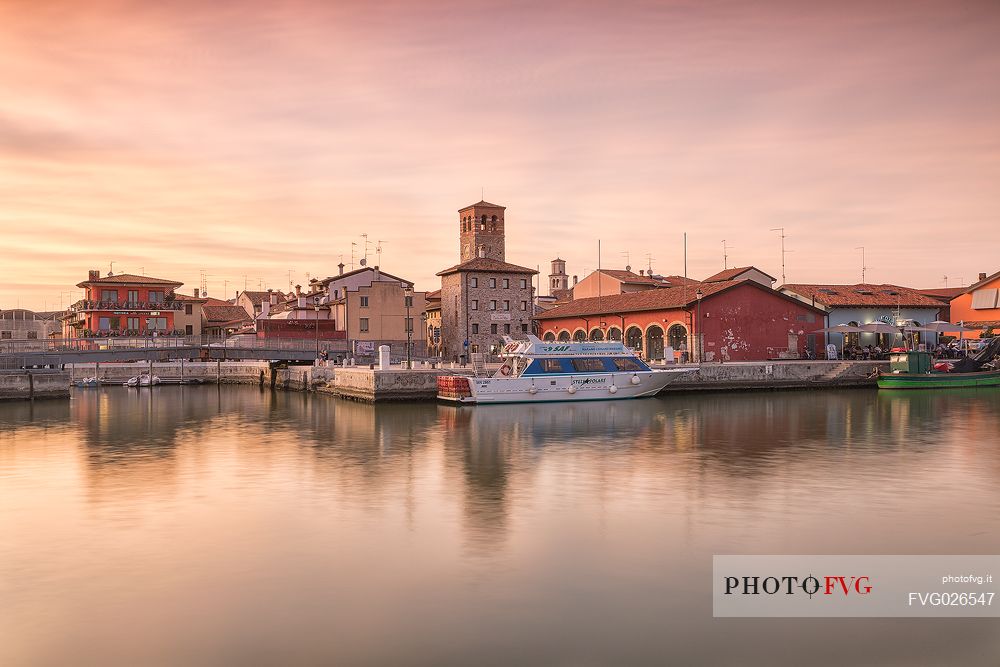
(890, 351, 932, 374)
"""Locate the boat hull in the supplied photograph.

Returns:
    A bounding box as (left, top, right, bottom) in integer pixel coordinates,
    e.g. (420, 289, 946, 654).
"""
(877, 369, 1000, 389)
(439, 369, 693, 404)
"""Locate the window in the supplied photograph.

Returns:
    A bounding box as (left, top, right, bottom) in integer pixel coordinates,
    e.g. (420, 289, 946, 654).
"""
(520, 300, 527, 311)
(404, 295, 413, 307)
(521, 323, 528, 333)
(541, 359, 563, 372)
(0, 331, 10, 339)
(185, 304, 193, 315)
(611, 357, 644, 371)
(489, 278, 497, 288)
(571, 358, 606, 372)
(127, 317, 140, 330)
(185, 325, 193, 335)
(470, 277, 478, 288)
(504, 324, 510, 334)
(490, 300, 497, 311)
(520, 279, 527, 289)
(148, 291, 163, 303)
(26, 331, 37, 339)
(360, 296, 369, 307)
(405, 317, 413, 332)
(471, 299, 478, 311)
(127, 290, 139, 303)
(360, 318, 369, 332)
(503, 300, 510, 311)
(972, 288, 999, 309)
(98, 317, 111, 330)
(147, 317, 167, 330)
(491, 324, 498, 334)
(472, 323, 479, 334)
(100, 289, 117, 302)
(503, 279, 509, 289)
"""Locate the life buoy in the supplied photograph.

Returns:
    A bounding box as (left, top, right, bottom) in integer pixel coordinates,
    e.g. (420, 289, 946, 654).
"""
(499, 364, 512, 376)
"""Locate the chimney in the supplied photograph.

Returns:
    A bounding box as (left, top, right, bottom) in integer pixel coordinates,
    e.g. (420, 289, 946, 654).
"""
(295, 284, 302, 296)
(572, 275, 578, 286)
(980, 272, 988, 282)
(639, 269, 644, 276)
(338, 262, 345, 276)
(88, 269, 100, 281)
(269, 290, 278, 305)
(374, 266, 380, 281)
(193, 288, 199, 298)
(261, 300, 270, 318)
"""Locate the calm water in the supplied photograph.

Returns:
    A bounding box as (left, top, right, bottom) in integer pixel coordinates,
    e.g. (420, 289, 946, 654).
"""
(2, 386, 1000, 666)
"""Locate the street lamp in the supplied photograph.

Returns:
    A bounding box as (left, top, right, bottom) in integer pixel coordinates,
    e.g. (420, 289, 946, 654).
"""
(404, 286, 413, 369)
(695, 288, 704, 363)
(313, 296, 321, 363)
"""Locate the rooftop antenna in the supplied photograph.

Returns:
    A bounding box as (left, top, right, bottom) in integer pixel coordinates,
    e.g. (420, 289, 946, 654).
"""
(942, 275, 948, 288)
(223, 279, 229, 298)
(351, 242, 357, 270)
(722, 239, 733, 270)
(376, 240, 385, 265)
(645, 252, 655, 275)
(108, 260, 115, 276)
(855, 246, 867, 283)
(200, 269, 209, 297)
(769, 228, 788, 285)
(683, 233, 687, 281)
(139, 266, 145, 276)
(243, 275, 248, 292)
(621, 250, 631, 270)
(287, 269, 294, 291)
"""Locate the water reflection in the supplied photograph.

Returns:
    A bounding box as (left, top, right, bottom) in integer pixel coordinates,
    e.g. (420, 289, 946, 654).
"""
(2, 386, 1000, 665)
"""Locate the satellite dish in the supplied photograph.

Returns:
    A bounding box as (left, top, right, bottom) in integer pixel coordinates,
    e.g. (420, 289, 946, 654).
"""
(360, 258, 367, 266)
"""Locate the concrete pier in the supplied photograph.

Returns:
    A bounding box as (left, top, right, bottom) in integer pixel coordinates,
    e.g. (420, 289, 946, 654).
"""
(321, 367, 441, 402)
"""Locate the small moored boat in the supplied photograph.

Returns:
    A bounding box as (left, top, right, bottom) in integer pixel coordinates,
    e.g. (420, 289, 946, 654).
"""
(123, 374, 162, 387)
(437, 335, 695, 404)
(876, 340, 1000, 390)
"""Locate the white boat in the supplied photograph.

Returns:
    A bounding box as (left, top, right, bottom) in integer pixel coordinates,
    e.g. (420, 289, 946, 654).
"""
(75, 377, 100, 388)
(123, 374, 161, 387)
(437, 335, 695, 404)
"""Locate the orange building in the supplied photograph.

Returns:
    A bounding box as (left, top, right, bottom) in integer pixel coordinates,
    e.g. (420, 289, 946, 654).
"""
(62, 270, 184, 337)
(949, 270, 1000, 337)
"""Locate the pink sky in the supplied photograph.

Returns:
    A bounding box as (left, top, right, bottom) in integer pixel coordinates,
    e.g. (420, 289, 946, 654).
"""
(2, 0, 999, 310)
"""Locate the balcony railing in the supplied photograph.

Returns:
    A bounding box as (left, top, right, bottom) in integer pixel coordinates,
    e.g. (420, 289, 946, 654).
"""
(69, 299, 186, 312)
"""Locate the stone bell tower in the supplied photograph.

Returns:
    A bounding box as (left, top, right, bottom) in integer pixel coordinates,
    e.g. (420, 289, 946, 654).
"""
(458, 200, 506, 263)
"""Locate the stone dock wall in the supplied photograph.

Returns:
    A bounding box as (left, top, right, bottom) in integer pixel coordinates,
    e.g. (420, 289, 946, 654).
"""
(0, 370, 70, 401)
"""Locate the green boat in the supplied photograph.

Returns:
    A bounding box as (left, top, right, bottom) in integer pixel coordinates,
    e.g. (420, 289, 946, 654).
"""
(876, 349, 1000, 389)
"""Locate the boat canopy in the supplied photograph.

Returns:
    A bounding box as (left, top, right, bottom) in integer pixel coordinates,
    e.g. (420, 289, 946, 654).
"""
(499, 334, 633, 358)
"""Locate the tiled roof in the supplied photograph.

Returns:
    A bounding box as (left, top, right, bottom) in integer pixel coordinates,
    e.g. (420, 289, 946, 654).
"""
(437, 257, 538, 276)
(781, 283, 944, 308)
(598, 269, 660, 285)
(424, 289, 441, 300)
(535, 280, 740, 320)
(317, 266, 411, 287)
(661, 275, 701, 286)
(703, 266, 776, 283)
(919, 287, 965, 301)
(173, 293, 207, 302)
(458, 200, 505, 211)
(961, 270, 1000, 295)
(202, 305, 252, 325)
(76, 273, 183, 288)
(238, 290, 272, 305)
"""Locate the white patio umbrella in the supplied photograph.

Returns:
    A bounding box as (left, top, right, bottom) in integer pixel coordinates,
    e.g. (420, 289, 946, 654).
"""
(818, 324, 863, 333)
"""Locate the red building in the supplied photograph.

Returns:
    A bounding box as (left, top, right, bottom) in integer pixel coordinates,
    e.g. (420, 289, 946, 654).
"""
(534, 279, 827, 361)
(62, 270, 185, 337)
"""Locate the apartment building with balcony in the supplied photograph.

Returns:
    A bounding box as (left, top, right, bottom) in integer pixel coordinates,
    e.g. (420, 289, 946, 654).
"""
(61, 270, 185, 337)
